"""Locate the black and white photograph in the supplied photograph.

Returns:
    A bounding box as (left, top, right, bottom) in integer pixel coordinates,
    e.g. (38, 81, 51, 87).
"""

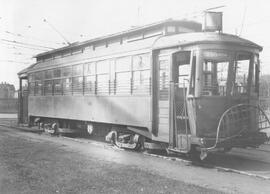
(1, 0, 270, 193)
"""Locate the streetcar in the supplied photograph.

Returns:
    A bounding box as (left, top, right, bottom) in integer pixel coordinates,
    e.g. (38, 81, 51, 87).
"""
(18, 12, 270, 159)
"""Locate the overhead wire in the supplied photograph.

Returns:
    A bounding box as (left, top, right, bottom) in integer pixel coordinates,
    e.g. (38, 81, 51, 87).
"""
(0, 17, 61, 55)
(1, 50, 35, 57)
(0, 41, 51, 51)
(0, 16, 67, 45)
(0, 59, 33, 64)
(2, 30, 65, 46)
(0, 18, 69, 64)
(0, 45, 18, 50)
(11, 52, 34, 57)
(0, 45, 38, 55)
(0, 39, 55, 49)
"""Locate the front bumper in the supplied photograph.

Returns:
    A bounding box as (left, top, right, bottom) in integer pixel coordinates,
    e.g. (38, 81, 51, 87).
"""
(201, 131, 269, 151)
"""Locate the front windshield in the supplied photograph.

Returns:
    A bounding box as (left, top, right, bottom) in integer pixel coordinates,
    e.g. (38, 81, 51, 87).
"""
(201, 50, 257, 96)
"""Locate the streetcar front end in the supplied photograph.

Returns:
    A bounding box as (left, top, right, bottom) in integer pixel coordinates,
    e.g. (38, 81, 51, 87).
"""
(154, 32, 270, 159)
(193, 48, 270, 154)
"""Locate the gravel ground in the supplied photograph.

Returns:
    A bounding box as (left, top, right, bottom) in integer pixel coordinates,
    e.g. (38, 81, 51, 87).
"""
(0, 127, 222, 194)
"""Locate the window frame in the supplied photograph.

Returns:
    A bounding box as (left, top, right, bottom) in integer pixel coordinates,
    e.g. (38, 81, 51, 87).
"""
(201, 49, 233, 96)
(114, 56, 132, 95)
(96, 60, 110, 95)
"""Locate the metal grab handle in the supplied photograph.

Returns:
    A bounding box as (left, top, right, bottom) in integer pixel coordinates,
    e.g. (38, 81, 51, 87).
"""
(170, 81, 189, 149)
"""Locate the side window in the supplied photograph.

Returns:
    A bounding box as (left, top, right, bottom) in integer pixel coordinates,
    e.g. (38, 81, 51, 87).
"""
(53, 68, 61, 78)
(35, 71, 44, 80)
(35, 80, 43, 96)
(72, 64, 83, 76)
(115, 72, 131, 94)
(203, 61, 213, 92)
(45, 69, 53, 79)
(203, 61, 229, 96)
(84, 62, 96, 76)
(189, 53, 196, 95)
(85, 75, 96, 94)
(61, 66, 72, 95)
(173, 51, 191, 99)
(44, 80, 53, 95)
(61, 66, 72, 77)
(72, 76, 83, 94)
(132, 54, 150, 95)
(234, 53, 252, 95)
(202, 50, 231, 96)
(62, 78, 72, 95)
(84, 62, 96, 95)
(159, 59, 170, 100)
(96, 60, 109, 74)
(178, 65, 190, 88)
(174, 51, 191, 88)
(29, 82, 35, 96)
(33, 71, 44, 96)
(96, 60, 109, 95)
(97, 74, 109, 94)
(115, 56, 131, 95)
(28, 73, 35, 96)
(53, 79, 62, 95)
(72, 64, 84, 94)
(28, 73, 34, 82)
(254, 55, 260, 95)
(52, 69, 62, 95)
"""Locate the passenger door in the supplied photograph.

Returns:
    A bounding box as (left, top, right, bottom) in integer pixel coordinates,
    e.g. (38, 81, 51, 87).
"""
(169, 51, 191, 152)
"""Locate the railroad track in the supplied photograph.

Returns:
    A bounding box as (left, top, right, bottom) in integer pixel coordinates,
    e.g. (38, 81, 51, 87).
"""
(256, 145, 270, 153)
(1, 123, 270, 181)
(61, 135, 270, 180)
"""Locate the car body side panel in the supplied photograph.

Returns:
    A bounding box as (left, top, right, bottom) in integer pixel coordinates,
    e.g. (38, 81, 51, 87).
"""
(28, 95, 152, 130)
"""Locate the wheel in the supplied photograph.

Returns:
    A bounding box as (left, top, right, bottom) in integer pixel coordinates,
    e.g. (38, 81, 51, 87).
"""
(51, 122, 59, 136)
(111, 131, 117, 144)
(105, 130, 117, 145)
(39, 122, 45, 133)
(134, 136, 144, 151)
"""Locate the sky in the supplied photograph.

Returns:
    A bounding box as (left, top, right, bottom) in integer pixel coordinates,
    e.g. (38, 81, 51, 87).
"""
(1, 0, 270, 89)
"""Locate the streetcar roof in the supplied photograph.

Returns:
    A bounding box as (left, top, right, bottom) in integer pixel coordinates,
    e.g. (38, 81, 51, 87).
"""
(18, 21, 262, 76)
(34, 19, 201, 59)
(152, 32, 262, 51)
(18, 63, 37, 77)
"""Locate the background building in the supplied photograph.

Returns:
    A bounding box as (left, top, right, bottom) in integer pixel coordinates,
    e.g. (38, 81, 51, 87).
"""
(0, 82, 16, 98)
(0, 82, 17, 113)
